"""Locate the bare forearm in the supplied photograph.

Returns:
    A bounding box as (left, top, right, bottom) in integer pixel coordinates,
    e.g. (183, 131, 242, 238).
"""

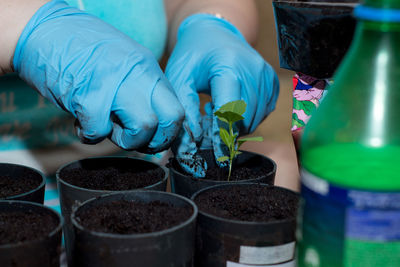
(0, 0, 48, 75)
(166, 0, 259, 52)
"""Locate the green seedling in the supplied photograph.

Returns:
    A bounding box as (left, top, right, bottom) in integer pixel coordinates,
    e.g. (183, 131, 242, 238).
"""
(214, 100, 263, 181)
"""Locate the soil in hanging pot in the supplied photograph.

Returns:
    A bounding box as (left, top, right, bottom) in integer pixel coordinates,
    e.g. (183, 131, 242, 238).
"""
(71, 191, 198, 267)
(192, 183, 299, 267)
(0, 201, 63, 267)
(0, 163, 45, 203)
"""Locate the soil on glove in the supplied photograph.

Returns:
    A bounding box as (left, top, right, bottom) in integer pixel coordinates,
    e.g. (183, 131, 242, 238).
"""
(0, 172, 42, 198)
(60, 167, 164, 191)
(0, 210, 58, 245)
(194, 184, 298, 222)
(76, 200, 193, 234)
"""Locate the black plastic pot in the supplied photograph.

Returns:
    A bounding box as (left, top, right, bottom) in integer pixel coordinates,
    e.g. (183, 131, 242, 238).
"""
(273, 0, 359, 78)
(0, 200, 63, 267)
(70, 190, 197, 267)
(0, 163, 45, 204)
(56, 156, 168, 267)
(169, 150, 276, 198)
(192, 183, 299, 267)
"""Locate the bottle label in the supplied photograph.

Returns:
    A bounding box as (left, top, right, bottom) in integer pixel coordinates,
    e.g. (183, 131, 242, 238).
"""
(239, 242, 295, 265)
(298, 169, 400, 267)
(226, 259, 295, 267)
(225, 242, 295, 266)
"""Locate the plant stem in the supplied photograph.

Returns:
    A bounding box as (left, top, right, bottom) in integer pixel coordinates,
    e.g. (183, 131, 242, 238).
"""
(228, 122, 235, 181)
(228, 160, 232, 182)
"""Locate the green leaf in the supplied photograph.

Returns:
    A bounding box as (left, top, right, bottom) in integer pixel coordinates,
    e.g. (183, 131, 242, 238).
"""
(219, 128, 231, 148)
(217, 156, 229, 162)
(234, 151, 242, 157)
(217, 100, 247, 115)
(214, 111, 244, 124)
(238, 136, 263, 149)
(214, 111, 228, 123)
(238, 136, 264, 142)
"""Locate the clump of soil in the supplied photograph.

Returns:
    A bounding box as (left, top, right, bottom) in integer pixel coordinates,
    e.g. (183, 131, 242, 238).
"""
(0, 173, 41, 198)
(0, 211, 58, 245)
(60, 167, 164, 191)
(194, 185, 298, 222)
(76, 200, 193, 234)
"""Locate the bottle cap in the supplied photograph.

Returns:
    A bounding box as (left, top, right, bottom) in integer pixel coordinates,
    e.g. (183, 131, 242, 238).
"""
(354, 5, 400, 21)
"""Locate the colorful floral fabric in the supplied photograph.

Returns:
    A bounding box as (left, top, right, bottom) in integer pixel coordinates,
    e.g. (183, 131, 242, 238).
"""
(292, 73, 329, 131)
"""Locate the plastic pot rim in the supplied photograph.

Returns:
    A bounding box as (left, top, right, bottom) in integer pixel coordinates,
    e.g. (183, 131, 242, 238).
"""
(0, 200, 63, 249)
(169, 150, 277, 183)
(0, 163, 46, 201)
(56, 156, 169, 193)
(191, 182, 299, 227)
(71, 190, 198, 239)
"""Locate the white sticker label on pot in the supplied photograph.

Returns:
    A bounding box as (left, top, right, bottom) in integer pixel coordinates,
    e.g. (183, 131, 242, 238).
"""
(226, 259, 295, 267)
(239, 242, 295, 265)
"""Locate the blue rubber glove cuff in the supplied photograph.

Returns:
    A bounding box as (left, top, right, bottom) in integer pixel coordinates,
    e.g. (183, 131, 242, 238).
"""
(177, 13, 248, 46)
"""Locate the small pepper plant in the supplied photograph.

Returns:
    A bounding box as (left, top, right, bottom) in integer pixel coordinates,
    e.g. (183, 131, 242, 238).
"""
(214, 100, 263, 181)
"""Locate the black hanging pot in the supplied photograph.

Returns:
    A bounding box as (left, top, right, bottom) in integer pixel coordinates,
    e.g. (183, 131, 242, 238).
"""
(273, 0, 359, 78)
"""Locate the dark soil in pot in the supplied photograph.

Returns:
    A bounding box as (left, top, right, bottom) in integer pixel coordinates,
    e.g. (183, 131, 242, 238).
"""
(0, 201, 63, 267)
(0, 174, 41, 199)
(56, 156, 168, 267)
(75, 199, 193, 234)
(71, 191, 197, 267)
(169, 150, 276, 198)
(59, 161, 164, 191)
(0, 163, 45, 204)
(192, 183, 299, 267)
(0, 210, 58, 245)
(194, 184, 298, 222)
(172, 159, 270, 182)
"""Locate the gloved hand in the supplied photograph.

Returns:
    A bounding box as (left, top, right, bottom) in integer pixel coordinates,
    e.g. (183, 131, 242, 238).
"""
(13, 0, 184, 152)
(166, 14, 279, 177)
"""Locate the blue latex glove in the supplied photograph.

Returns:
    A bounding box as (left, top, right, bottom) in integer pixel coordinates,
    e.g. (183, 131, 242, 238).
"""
(166, 14, 279, 177)
(13, 0, 184, 152)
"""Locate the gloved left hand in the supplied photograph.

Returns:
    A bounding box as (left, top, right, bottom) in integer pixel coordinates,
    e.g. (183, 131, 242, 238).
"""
(13, 0, 184, 152)
(166, 14, 279, 177)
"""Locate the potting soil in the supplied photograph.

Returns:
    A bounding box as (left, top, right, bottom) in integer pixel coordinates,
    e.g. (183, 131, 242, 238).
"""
(171, 159, 269, 181)
(60, 167, 164, 190)
(205, 166, 269, 181)
(0, 210, 58, 245)
(0, 173, 41, 198)
(195, 185, 298, 222)
(76, 200, 193, 234)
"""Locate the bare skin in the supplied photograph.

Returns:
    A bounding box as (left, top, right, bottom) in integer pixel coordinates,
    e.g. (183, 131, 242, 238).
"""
(164, 0, 259, 51)
(0, 0, 258, 75)
(0, 0, 48, 75)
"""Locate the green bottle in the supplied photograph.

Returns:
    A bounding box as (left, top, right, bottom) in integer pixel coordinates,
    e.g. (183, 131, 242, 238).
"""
(297, 1, 400, 266)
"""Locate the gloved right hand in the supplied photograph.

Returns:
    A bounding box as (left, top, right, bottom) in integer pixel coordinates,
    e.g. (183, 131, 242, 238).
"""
(13, 0, 184, 152)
